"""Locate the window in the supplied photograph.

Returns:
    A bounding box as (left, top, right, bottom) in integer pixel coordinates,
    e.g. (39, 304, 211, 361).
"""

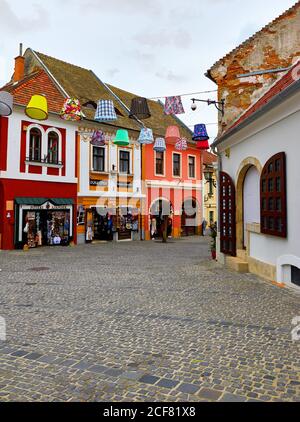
(173, 153, 181, 177)
(156, 152, 164, 175)
(209, 211, 214, 224)
(260, 152, 287, 238)
(29, 128, 42, 162)
(119, 150, 130, 174)
(47, 131, 59, 164)
(189, 156, 196, 178)
(93, 146, 105, 172)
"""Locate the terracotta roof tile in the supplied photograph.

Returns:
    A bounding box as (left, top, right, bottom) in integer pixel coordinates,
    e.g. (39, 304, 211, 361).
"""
(1, 69, 64, 114)
(31, 50, 193, 138)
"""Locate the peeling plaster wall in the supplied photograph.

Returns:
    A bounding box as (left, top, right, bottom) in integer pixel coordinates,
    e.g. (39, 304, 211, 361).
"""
(210, 3, 300, 133)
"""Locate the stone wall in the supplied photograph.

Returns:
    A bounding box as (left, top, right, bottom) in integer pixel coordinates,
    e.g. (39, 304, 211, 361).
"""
(208, 2, 300, 133)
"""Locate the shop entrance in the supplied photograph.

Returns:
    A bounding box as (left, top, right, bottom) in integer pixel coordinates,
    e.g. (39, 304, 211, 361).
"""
(86, 208, 114, 242)
(181, 199, 198, 237)
(22, 209, 71, 248)
(150, 199, 173, 240)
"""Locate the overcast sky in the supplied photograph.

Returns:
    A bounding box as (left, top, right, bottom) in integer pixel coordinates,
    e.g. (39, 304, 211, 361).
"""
(0, 0, 297, 138)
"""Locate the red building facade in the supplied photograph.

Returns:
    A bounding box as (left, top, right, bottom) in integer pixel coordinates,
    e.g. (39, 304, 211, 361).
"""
(0, 61, 78, 250)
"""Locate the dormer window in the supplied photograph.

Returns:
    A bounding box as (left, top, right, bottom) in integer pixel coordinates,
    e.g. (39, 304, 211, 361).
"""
(29, 128, 42, 162)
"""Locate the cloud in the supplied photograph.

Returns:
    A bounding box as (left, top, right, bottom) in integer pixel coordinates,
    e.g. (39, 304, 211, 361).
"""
(77, 0, 160, 15)
(106, 68, 120, 78)
(132, 28, 192, 49)
(155, 69, 188, 83)
(0, 0, 48, 34)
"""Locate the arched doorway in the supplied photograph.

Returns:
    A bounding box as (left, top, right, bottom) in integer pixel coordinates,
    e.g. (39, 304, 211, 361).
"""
(149, 198, 173, 240)
(236, 158, 262, 250)
(181, 198, 198, 237)
(243, 166, 260, 246)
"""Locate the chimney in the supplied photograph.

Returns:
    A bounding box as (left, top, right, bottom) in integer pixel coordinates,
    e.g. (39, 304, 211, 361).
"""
(13, 43, 25, 83)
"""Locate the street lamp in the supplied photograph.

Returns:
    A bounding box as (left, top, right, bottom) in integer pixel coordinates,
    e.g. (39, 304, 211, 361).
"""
(191, 98, 225, 116)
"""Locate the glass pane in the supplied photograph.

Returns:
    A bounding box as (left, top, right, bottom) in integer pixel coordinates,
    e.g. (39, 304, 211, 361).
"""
(268, 178, 274, 192)
(276, 198, 282, 212)
(276, 177, 281, 192)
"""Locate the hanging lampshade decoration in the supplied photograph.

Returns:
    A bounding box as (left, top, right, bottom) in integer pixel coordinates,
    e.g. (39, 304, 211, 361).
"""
(165, 125, 180, 144)
(25, 94, 48, 120)
(60, 98, 84, 121)
(95, 100, 117, 122)
(129, 97, 151, 120)
(175, 138, 188, 151)
(192, 124, 209, 141)
(153, 137, 166, 153)
(0, 91, 13, 116)
(113, 129, 130, 147)
(197, 140, 210, 150)
(91, 130, 105, 146)
(138, 127, 154, 145)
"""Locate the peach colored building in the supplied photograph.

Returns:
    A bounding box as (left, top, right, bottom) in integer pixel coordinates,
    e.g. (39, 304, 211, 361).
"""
(143, 140, 203, 240)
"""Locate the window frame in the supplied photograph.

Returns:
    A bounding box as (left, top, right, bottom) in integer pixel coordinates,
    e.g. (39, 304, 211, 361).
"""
(29, 128, 42, 162)
(188, 155, 196, 179)
(260, 152, 287, 238)
(92, 145, 106, 173)
(47, 131, 59, 165)
(155, 151, 165, 176)
(172, 152, 182, 178)
(119, 149, 131, 175)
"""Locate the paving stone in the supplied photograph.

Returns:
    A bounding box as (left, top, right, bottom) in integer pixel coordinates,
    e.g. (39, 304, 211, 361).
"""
(157, 379, 179, 389)
(139, 375, 160, 385)
(220, 393, 247, 402)
(24, 353, 43, 361)
(89, 365, 107, 374)
(0, 237, 298, 402)
(177, 383, 200, 394)
(198, 388, 223, 401)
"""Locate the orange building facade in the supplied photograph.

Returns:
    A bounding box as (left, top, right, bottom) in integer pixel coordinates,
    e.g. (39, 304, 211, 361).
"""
(142, 141, 203, 240)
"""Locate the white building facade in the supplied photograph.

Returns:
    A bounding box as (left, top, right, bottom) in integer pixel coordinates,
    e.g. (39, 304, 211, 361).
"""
(213, 65, 300, 291)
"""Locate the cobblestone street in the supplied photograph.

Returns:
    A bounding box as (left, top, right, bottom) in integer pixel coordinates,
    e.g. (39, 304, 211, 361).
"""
(0, 236, 299, 402)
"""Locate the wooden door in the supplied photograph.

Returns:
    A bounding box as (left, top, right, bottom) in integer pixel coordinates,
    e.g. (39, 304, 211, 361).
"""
(220, 172, 236, 256)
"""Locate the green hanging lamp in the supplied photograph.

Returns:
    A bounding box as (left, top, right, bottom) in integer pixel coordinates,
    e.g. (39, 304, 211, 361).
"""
(113, 129, 130, 146)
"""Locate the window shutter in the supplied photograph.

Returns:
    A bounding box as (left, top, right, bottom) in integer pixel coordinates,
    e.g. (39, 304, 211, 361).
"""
(220, 172, 236, 256)
(261, 152, 287, 238)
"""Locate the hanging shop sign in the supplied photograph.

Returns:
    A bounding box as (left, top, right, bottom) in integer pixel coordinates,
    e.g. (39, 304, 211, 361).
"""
(90, 179, 109, 187)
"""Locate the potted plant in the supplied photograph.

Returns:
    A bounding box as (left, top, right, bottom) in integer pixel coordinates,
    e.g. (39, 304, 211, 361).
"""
(210, 222, 217, 260)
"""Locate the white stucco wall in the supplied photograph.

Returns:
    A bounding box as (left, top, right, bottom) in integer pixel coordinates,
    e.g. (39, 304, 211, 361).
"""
(218, 90, 300, 270)
(0, 107, 78, 184)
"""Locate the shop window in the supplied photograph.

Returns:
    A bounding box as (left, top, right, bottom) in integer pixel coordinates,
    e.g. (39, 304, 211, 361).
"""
(119, 150, 130, 174)
(173, 153, 181, 177)
(156, 151, 164, 175)
(29, 128, 42, 162)
(47, 131, 59, 164)
(188, 156, 195, 178)
(260, 152, 287, 238)
(93, 146, 105, 172)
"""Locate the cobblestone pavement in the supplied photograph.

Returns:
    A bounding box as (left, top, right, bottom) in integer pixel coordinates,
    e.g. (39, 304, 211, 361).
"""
(0, 236, 299, 402)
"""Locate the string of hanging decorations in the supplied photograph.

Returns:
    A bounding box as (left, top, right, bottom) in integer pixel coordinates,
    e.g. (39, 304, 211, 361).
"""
(148, 89, 217, 100)
(0, 91, 213, 151)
